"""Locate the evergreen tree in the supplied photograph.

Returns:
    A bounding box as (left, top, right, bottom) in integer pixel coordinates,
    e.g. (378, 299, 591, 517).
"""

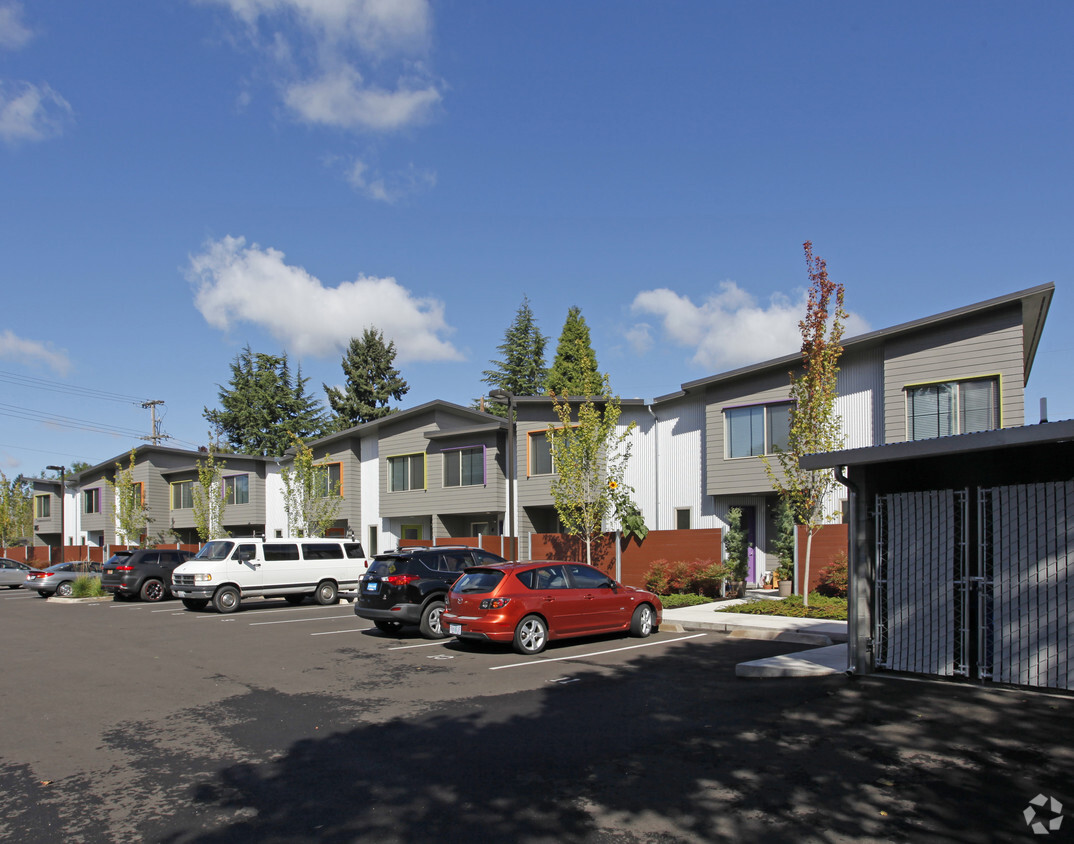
(546, 306, 601, 396)
(323, 329, 409, 429)
(204, 345, 327, 457)
(481, 296, 547, 416)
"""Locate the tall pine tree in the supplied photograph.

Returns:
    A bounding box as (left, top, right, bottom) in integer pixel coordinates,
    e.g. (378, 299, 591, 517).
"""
(323, 328, 409, 430)
(481, 296, 547, 416)
(546, 306, 601, 396)
(204, 345, 327, 456)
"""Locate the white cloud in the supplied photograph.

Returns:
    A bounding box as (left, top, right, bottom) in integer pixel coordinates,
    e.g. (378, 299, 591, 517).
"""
(188, 235, 462, 362)
(0, 81, 72, 143)
(0, 329, 71, 375)
(200, 0, 440, 133)
(0, 3, 32, 50)
(344, 156, 435, 202)
(630, 281, 869, 371)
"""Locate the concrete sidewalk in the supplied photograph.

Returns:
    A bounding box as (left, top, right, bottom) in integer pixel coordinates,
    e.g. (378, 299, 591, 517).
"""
(659, 595, 850, 678)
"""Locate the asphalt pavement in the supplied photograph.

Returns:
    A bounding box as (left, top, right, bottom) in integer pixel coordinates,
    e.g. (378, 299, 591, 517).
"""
(660, 590, 851, 678)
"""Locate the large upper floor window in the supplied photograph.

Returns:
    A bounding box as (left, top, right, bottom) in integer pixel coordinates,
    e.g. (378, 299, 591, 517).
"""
(907, 377, 999, 441)
(725, 402, 792, 458)
(83, 488, 101, 514)
(224, 474, 249, 505)
(171, 480, 194, 510)
(444, 446, 485, 487)
(389, 454, 425, 492)
(35, 495, 51, 518)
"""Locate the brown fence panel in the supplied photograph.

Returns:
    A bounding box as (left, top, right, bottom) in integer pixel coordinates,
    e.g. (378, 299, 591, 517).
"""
(529, 529, 724, 589)
(435, 536, 519, 559)
(795, 524, 848, 594)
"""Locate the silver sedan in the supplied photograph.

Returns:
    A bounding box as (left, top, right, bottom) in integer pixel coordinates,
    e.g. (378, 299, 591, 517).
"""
(24, 562, 102, 598)
(0, 557, 34, 589)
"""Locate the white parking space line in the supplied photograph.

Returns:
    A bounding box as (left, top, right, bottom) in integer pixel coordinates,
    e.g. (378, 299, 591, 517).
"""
(489, 633, 707, 670)
(193, 604, 356, 619)
(248, 614, 355, 626)
(389, 640, 449, 650)
(310, 626, 373, 636)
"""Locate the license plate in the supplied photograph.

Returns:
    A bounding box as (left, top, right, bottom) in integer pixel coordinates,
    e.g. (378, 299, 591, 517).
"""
(449, 624, 461, 635)
(364, 581, 379, 592)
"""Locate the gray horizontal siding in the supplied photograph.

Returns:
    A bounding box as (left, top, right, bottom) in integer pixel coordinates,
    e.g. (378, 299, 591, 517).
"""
(883, 307, 1025, 443)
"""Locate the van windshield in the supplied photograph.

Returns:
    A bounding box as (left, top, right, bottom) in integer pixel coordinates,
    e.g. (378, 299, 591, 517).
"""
(195, 541, 235, 561)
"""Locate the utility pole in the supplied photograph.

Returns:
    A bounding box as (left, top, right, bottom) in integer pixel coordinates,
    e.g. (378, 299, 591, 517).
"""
(140, 400, 170, 445)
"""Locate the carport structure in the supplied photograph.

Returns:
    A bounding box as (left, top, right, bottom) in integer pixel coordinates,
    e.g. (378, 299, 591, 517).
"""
(802, 420, 1074, 691)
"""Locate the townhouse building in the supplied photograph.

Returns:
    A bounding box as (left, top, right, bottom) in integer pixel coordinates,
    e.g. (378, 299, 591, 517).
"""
(42, 283, 1053, 586)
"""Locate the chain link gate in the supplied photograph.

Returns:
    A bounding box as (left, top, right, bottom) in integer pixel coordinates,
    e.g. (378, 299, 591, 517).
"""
(875, 483, 1074, 691)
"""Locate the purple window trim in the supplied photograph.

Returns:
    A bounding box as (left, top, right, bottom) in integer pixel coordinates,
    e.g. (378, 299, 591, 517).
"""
(441, 444, 487, 486)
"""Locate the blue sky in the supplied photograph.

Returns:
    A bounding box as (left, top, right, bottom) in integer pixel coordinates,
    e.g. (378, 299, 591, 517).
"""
(1, 1, 1071, 475)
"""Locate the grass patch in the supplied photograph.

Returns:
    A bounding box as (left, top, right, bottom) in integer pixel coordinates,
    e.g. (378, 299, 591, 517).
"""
(71, 576, 106, 598)
(717, 593, 847, 620)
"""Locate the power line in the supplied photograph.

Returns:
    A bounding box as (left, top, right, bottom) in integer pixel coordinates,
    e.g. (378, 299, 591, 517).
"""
(0, 402, 148, 439)
(0, 369, 149, 405)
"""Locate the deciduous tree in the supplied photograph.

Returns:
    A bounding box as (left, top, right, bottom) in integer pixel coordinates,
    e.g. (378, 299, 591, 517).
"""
(107, 450, 150, 547)
(548, 355, 639, 565)
(764, 241, 847, 606)
(0, 471, 31, 547)
(281, 437, 342, 538)
(192, 443, 227, 541)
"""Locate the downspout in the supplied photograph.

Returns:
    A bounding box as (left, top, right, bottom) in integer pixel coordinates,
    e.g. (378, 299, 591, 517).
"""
(647, 404, 660, 528)
(834, 465, 858, 675)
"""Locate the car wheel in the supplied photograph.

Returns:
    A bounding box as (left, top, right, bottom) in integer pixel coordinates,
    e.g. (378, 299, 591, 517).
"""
(314, 580, 338, 606)
(373, 619, 403, 634)
(630, 603, 655, 638)
(513, 615, 548, 655)
(112, 593, 134, 602)
(284, 594, 305, 606)
(212, 585, 241, 614)
(139, 579, 166, 602)
(55, 581, 73, 598)
(182, 598, 209, 611)
(37, 591, 49, 598)
(419, 599, 448, 639)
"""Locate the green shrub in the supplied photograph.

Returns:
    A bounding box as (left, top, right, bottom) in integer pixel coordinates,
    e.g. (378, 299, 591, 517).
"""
(717, 593, 847, 620)
(658, 593, 715, 609)
(816, 551, 848, 598)
(71, 576, 105, 598)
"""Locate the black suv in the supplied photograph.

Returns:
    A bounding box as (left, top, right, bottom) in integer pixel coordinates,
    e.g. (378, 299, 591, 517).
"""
(356, 546, 507, 638)
(101, 549, 194, 602)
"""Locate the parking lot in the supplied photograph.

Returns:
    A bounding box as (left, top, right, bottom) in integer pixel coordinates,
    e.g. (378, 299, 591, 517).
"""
(2, 587, 1073, 843)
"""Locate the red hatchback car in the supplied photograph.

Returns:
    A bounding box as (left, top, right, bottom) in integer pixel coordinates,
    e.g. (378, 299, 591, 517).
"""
(441, 561, 663, 655)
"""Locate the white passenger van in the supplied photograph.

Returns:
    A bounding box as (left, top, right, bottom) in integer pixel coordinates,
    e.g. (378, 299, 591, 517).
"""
(171, 537, 368, 613)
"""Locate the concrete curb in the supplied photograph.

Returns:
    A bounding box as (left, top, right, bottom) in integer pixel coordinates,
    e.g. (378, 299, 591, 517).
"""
(45, 596, 113, 604)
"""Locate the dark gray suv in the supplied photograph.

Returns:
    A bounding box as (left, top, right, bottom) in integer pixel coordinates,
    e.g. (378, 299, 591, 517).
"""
(355, 546, 507, 638)
(101, 549, 193, 602)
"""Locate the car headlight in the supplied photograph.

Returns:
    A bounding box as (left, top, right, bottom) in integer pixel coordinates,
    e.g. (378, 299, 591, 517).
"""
(192, 573, 212, 583)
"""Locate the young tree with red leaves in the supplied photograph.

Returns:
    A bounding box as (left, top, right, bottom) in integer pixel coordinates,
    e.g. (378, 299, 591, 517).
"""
(764, 242, 847, 607)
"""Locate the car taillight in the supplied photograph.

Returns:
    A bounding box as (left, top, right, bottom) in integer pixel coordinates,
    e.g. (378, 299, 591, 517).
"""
(479, 598, 511, 610)
(115, 566, 135, 572)
(385, 574, 420, 586)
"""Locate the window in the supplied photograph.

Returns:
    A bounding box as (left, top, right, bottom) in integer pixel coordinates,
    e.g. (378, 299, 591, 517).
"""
(725, 403, 793, 458)
(529, 431, 553, 475)
(444, 446, 484, 487)
(676, 508, 691, 530)
(518, 565, 568, 590)
(566, 564, 614, 590)
(224, 474, 249, 505)
(35, 495, 51, 519)
(301, 543, 344, 560)
(389, 454, 425, 492)
(83, 488, 101, 514)
(171, 481, 194, 510)
(132, 482, 144, 505)
(401, 524, 423, 540)
(907, 377, 999, 441)
(263, 543, 299, 561)
(316, 463, 342, 498)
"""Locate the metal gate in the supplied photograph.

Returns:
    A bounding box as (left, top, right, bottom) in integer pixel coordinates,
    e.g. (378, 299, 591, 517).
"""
(875, 482, 1074, 691)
